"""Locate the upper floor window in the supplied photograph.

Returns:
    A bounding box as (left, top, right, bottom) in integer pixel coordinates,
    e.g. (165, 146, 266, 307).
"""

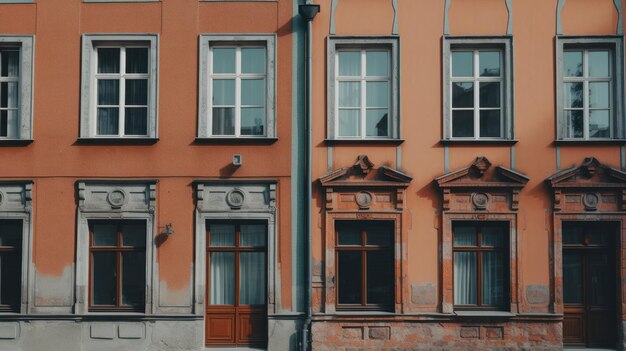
(80, 35, 158, 140)
(557, 37, 624, 141)
(327, 37, 399, 140)
(198, 35, 276, 139)
(443, 37, 513, 141)
(0, 37, 34, 142)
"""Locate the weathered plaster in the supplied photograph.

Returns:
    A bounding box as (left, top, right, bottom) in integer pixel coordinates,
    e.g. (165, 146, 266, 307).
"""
(33, 265, 73, 310)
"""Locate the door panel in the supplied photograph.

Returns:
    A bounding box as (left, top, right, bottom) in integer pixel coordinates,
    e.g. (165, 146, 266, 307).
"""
(205, 313, 235, 344)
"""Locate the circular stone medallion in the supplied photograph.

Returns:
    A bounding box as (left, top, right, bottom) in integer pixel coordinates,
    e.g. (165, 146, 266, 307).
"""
(107, 189, 127, 208)
(355, 191, 373, 209)
(471, 192, 489, 210)
(582, 192, 599, 210)
(226, 189, 245, 209)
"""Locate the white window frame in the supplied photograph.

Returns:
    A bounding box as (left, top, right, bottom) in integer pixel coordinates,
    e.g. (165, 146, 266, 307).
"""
(556, 36, 624, 141)
(0, 36, 34, 142)
(198, 34, 276, 139)
(80, 34, 158, 140)
(443, 37, 513, 141)
(327, 37, 400, 140)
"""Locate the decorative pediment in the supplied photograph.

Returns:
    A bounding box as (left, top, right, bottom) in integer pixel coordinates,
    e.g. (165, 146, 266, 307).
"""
(195, 181, 277, 213)
(319, 156, 412, 211)
(434, 157, 529, 211)
(78, 181, 157, 213)
(546, 157, 626, 212)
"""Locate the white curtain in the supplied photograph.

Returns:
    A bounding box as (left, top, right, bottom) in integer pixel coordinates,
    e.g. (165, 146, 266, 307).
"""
(210, 252, 235, 305)
(240, 224, 265, 246)
(239, 252, 265, 305)
(454, 252, 477, 305)
(482, 252, 503, 305)
(209, 224, 235, 246)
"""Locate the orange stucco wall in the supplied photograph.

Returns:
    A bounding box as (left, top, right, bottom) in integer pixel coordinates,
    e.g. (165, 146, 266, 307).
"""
(0, 0, 295, 312)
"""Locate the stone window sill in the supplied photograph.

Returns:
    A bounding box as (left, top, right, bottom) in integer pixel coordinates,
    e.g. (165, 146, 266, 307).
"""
(454, 311, 515, 318)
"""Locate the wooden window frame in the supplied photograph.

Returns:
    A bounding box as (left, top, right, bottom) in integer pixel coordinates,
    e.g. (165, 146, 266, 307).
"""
(88, 220, 146, 312)
(334, 220, 394, 312)
(206, 220, 268, 307)
(452, 221, 509, 311)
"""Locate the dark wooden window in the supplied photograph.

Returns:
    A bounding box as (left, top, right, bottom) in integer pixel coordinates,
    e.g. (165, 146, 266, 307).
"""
(335, 221, 394, 311)
(89, 220, 145, 312)
(452, 221, 508, 310)
(0, 220, 22, 312)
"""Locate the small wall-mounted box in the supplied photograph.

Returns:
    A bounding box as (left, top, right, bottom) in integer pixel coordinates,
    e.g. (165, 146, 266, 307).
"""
(233, 154, 242, 166)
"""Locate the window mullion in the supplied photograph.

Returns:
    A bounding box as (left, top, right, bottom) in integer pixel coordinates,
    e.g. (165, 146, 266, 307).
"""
(119, 48, 126, 137)
(474, 50, 480, 139)
(583, 50, 590, 140)
(361, 50, 367, 139)
(235, 48, 241, 137)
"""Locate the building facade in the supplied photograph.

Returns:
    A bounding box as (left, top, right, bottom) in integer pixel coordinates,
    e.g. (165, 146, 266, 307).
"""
(0, 0, 625, 350)
(0, 0, 305, 350)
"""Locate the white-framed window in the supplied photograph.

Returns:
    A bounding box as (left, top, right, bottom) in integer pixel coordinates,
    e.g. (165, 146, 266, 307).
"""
(0, 36, 34, 141)
(557, 36, 624, 140)
(327, 37, 399, 140)
(443, 37, 513, 141)
(198, 35, 276, 139)
(80, 34, 158, 139)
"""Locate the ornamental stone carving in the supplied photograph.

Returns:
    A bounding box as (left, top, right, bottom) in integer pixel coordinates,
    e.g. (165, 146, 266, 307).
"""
(582, 192, 599, 211)
(225, 189, 245, 209)
(355, 191, 373, 209)
(195, 182, 276, 212)
(471, 192, 489, 210)
(78, 181, 157, 212)
(107, 189, 127, 209)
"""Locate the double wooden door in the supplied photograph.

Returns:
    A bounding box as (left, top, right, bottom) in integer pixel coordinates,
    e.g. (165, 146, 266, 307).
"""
(205, 221, 267, 347)
(562, 222, 617, 348)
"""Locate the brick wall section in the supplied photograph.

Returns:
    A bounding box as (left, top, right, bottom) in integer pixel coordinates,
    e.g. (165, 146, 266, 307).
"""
(311, 321, 562, 351)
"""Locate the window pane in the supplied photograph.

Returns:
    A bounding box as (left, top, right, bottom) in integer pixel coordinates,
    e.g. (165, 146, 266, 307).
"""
(564, 51, 583, 77)
(92, 224, 117, 246)
(453, 224, 477, 246)
(337, 222, 361, 246)
(365, 109, 388, 137)
(0, 252, 20, 307)
(479, 82, 500, 108)
(121, 251, 145, 306)
(482, 251, 505, 305)
(209, 252, 235, 305)
(126, 48, 149, 74)
(241, 48, 266, 74)
(121, 223, 145, 247)
(452, 110, 474, 138)
(366, 82, 389, 108)
(0, 50, 19, 78)
(240, 224, 266, 247)
(481, 224, 506, 247)
(563, 253, 583, 304)
(212, 79, 235, 105)
(338, 110, 360, 137)
(479, 110, 501, 138)
(212, 48, 236, 74)
(365, 221, 393, 246)
(338, 82, 360, 108)
(92, 251, 117, 305)
(0, 110, 16, 138)
(241, 108, 265, 136)
(565, 110, 584, 138)
(366, 250, 393, 305)
(338, 51, 360, 77)
(452, 51, 473, 77)
(589, 50, 609, 77)
(209, 224, 236, 246)
(125, 79, 148, 105)
(452, 82, 474, 108)
(563, 223, 584, 245)
(239, 252, 265, 305)
(454, 252, 477, 305)
(241, 79, 265, 106)
(212, 108, 235, 135)
(588, 254, 612, 306)
(589, 82, 609, 109)
(0, 221, 21, 247)
(97, 48, 120, 74)
(0, 82, 18, 108)
(589, 110, 610, 138)
(366, 51, 389, 76)
(337, 251, 362, 304)
(97, 80, 119, 105)
(125, 108, 148, 135)
(479, 51, 500, 77)
(564, 82, 583, 108)
(97, 108, 119, 135)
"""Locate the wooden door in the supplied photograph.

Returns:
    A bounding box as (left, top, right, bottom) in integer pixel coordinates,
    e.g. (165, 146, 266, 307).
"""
(205, 221, 267, 347)
(563, 222, 617, 348)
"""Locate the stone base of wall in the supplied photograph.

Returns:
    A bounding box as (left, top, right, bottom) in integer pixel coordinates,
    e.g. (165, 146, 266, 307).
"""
(311, 319, 563, 351)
